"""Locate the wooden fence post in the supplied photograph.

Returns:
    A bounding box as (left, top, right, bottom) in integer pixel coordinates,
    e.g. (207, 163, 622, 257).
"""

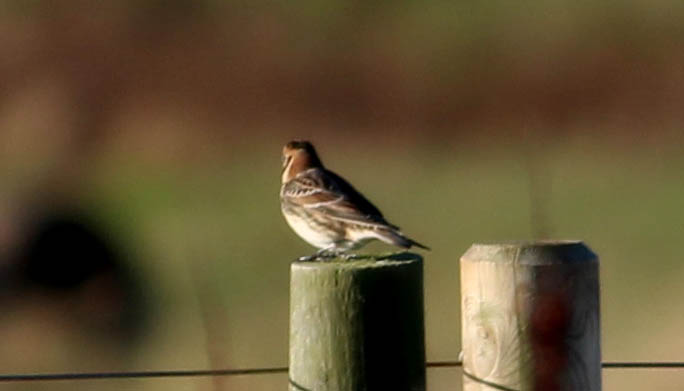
(289, 253, 425, 391)
(460, 241, 601, 391)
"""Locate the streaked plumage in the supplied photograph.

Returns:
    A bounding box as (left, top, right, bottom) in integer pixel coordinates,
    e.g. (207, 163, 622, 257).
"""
(280, 140, 429, 256)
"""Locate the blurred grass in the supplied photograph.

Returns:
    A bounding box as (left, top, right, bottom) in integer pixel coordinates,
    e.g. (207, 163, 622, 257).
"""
(2, 136, 677, 390)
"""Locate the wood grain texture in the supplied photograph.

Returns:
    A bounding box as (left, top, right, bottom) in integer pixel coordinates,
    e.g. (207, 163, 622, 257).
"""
(460, 241, 601, 391)
(289, 253, 425, 391)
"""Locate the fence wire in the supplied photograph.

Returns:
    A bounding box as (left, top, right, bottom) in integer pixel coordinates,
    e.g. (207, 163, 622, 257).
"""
(2, 361, 684, 382)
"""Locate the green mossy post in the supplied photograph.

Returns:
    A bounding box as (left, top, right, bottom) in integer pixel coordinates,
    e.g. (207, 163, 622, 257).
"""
(460, 241, 601, 391)
(289, 253, 425, 391)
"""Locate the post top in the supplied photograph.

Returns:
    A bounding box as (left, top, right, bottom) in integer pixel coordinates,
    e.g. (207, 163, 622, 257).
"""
(292, 252, 422, 270)
(461, 240, 597, 265)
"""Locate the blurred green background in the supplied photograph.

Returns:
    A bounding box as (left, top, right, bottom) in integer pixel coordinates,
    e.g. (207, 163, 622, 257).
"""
(1, 1, 683, 390)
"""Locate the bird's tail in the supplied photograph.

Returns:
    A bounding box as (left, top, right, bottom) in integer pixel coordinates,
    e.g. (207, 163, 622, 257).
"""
(377, 229, 430, 251)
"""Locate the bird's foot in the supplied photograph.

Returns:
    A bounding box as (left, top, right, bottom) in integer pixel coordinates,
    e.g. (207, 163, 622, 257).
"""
(295, 254, 318, 262)
(316, 252, 339, 262)
(295, 250, 339, 262)
(339, 253, 362, 261)
(296, 246, 415, 262)
(349, 251, 413, 262)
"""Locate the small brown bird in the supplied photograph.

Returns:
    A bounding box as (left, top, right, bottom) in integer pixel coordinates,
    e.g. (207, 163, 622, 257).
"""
(280, 140, 429, 259)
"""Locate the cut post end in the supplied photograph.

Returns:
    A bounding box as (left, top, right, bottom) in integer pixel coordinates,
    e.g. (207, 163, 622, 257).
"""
(461, 240, 597, 265)
(292, 251, 423, 269)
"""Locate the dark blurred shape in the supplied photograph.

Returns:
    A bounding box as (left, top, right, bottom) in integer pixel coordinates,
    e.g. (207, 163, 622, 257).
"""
(23, 213, 116, 289)
(4, 207, 147, 344)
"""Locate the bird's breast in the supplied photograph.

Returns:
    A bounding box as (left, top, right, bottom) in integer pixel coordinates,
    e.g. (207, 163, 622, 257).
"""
(281, 207, 344, 249)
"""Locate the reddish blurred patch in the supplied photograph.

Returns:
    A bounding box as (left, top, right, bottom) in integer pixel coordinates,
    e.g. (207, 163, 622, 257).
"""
(530, 293, 571, 391)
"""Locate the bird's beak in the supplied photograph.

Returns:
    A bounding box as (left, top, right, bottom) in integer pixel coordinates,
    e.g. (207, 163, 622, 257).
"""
(282, 155, 292, 171)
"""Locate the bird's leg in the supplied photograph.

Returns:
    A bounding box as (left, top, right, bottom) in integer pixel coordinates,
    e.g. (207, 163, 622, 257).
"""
(340, 250, 411, 262)
(296, 245, 338, 262)
(317, 245, 340, 260)
(339, 252, 363, 261)
(295, 254, 318, 262)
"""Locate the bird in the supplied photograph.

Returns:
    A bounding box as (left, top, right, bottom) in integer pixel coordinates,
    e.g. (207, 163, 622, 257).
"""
(280, 140, 429, 260)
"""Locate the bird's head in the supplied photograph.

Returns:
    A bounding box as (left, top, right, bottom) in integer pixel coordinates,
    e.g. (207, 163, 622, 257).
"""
(282, 140, 322, 182)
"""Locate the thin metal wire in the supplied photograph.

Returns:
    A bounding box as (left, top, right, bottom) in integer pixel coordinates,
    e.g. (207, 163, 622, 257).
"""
(2, 361, 684, 382)
(602, 362, 684, 368)
(0, 367, 288, 382)
(428, 361, 684, 369)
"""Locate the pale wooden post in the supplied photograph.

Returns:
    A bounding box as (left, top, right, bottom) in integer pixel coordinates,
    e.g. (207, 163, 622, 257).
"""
(289, 253, 425, 391)
(460, 241, 601, 391)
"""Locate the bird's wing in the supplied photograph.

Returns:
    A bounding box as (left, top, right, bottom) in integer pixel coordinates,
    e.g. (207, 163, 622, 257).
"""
(281, 168, 399, 230)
